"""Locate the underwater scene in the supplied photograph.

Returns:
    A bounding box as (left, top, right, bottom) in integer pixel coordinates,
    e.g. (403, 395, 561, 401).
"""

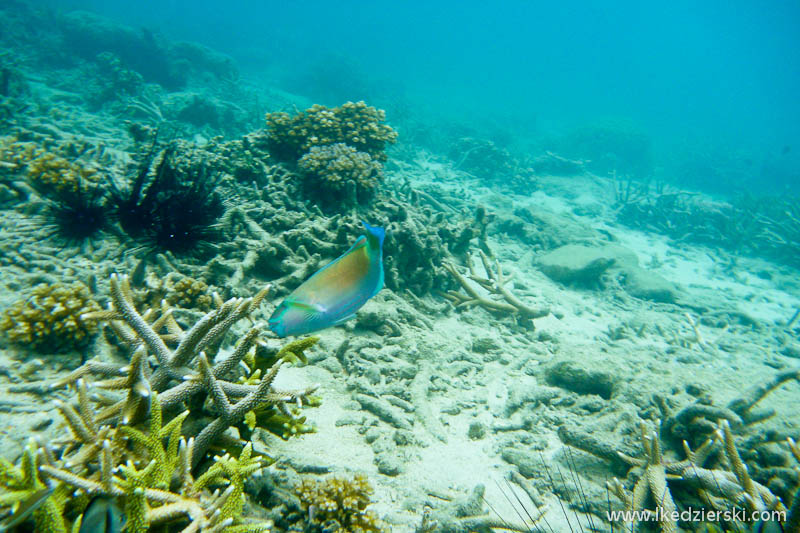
(1, 1, 799, 532)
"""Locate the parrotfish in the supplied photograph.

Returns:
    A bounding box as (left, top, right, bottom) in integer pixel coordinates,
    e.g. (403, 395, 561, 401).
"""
(269, 222, 385, 337)
(77, 496, 125, 533)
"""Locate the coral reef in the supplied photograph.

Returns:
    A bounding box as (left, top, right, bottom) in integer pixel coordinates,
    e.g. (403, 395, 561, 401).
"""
(56, 273, 320, 466)
(553, 122, 654, 178)
(262, 101, 396, 207)
(26, 151, 100, 195)
(0, 270, 327, 530)
(298, 143, 383, 205)
(294, 473, 388, 532)
(0, 282, 101, 352)
(0, 395, 274, 532)
(265, 101, 397, 163)
(614, 183, 800, 270)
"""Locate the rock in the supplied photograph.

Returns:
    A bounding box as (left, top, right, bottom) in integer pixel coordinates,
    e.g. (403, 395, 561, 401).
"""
(537, 243, 681, 302)
(500, 448, 539, 478)
(620, 265, 679, 303)
(536, 244, 631, 287)
(375, 452, 404, 476)
(468, 421, 487, 440)
(780, 344, 800, 359)
(354, 394, 412, 430)
(471, 337, 500, 353)
(364, 428, 381, 444)
(496, 208, 598, 251)
(544, 359, 617, 399)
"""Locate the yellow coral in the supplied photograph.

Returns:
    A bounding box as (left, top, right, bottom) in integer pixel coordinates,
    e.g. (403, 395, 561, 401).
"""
(265, 101, 397, 162)
(0, 136, 42, 170)
(0, 136, 100, 195)
(26, 151, 99, 195)
(295, 473, 388, 533)
(298, 143, 383, 203)
(168, 276, 213, 310)
(0, 282, 101, 352)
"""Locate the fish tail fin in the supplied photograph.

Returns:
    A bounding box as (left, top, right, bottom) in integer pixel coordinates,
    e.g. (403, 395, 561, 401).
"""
(361, 221, 385, 248)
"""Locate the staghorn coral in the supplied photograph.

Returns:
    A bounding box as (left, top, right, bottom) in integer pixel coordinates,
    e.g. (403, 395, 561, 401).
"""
(9, 405, 274, 532)
(0, 282, 101, 352)
(298, 143, 383, 205)
(294, 473, 388, 533)
(55, 273, 320, 467)
(0, 271, 329, 530)
(265, 101, 397, 163)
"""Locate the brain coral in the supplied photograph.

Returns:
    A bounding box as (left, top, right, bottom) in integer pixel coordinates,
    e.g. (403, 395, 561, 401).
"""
(265, 101, 397, 162)
(298, 143, 382, 204)
(0, 282, 101, 352)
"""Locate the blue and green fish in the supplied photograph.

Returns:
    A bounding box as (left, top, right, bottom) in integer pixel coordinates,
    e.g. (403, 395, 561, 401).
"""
(268, 221, 385, 337)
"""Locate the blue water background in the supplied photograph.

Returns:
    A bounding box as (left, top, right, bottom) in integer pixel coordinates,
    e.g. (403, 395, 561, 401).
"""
(45, 0, 800, 192)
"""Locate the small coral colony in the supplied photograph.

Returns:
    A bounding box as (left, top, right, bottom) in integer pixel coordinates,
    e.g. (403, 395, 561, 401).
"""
(0, 102, 395, 532)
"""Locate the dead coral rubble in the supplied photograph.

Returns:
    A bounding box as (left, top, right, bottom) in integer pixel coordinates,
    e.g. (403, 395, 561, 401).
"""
(564, 370, 800, 532)
(443, 249, 549, 326)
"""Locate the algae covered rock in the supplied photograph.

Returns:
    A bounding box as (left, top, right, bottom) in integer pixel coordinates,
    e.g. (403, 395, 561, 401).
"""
(544, 359, 617, 399)
(536, 244, 624, 287)
(619, 264, 679, 303)
(537, 243, 680, 302)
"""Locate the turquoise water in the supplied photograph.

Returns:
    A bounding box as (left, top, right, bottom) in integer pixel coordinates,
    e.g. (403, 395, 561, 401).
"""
(1, 2, 799, 532)
(52, 0, 800, 193)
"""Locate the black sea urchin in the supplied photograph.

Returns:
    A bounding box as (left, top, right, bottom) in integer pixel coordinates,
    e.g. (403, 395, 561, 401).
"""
(108, 143, 225, 255)
(41, 180, 110, 246)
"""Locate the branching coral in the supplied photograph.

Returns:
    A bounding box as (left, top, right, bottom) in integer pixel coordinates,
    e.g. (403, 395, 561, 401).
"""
(265, 101, 397, 163)
(298, 142, 383, 205)
(294, 473, 388, 533)
(0, 282, 101, 352)
(55, 273, 320, 466)
(442, 249, 549, 327)
(0, 270, 328, 530)
(449, 137, 537, 192)
(615, 186, 800, 269)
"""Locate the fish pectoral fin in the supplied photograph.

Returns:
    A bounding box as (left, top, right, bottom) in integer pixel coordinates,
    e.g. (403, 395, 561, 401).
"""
(284, 299, 328, 314)
(331, 313, 357, 327)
